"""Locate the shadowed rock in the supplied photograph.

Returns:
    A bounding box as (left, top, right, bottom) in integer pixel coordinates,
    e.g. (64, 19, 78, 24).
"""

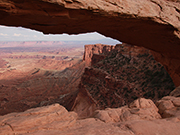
(170, 85, 180, 97)
(73, 44, 175, 118)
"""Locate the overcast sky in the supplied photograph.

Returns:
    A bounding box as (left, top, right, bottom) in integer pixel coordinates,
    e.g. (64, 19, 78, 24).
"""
(0, 25, 120, 42)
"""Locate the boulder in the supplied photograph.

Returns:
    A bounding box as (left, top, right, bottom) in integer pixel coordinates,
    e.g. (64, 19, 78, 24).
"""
(156, 96, 180, 118)
(93, 98, 161, 123)
(0, 99, 180, 135)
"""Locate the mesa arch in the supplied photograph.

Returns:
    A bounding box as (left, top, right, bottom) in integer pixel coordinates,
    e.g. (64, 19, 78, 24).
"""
(0, 0, 180, 85)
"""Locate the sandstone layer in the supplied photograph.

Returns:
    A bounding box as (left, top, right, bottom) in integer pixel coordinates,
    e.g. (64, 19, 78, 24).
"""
(0, 96, 180, 135)
(0, 0, 180, 85)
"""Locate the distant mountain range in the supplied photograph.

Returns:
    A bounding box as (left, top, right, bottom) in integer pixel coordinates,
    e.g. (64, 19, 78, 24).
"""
(0, 39, 121, 48)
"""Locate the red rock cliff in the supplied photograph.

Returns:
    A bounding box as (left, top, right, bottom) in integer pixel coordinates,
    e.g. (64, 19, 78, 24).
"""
(73, 44, 175, 118)
(83, 44, 114, 66)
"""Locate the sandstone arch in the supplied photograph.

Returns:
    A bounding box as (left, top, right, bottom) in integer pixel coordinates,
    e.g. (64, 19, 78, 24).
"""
(0, 0, 180, 85)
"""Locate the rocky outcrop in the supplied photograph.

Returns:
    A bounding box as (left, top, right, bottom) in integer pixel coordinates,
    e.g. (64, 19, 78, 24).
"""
(1, 98, 180, 135)
(73, 44, 175, 117)
(156, 96, 180, 118)
(83, 44, 114, 65)
(93, 98, 161, 123)
(0, 0, 180, 85)
(0, 104, 77, 135)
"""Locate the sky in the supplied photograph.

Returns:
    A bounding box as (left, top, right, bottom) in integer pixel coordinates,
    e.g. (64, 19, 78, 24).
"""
(0, 25, 120, 43)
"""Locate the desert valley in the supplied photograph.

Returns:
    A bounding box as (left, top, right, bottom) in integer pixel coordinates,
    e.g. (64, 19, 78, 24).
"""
(0, 41, 85, 115)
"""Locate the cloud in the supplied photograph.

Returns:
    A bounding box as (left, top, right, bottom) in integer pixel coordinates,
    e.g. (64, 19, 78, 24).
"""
(13, 33, 21, 37)
(0, 33, 8, 36)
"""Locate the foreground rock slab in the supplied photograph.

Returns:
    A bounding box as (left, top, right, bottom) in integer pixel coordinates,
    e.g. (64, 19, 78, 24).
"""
(0, 104, 77, 134)
(93, 98, 161, 123)
(0, 98, 180, 135)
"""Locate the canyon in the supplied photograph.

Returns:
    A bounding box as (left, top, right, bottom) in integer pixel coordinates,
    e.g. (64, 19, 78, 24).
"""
(0, 0, 180, 134)
(0, 42, 178, 134)
(0, 41, 85, 115)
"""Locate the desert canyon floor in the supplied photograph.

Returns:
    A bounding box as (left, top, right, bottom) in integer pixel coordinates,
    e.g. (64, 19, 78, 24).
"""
(0, 42, 85, 115)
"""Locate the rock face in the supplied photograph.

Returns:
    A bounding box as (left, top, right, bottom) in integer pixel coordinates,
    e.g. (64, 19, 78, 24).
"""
(83, 44, 114, 65)
(73, 44, 175, 117)
(0, 98, 180, 135)
(151, 50, 180, 86)
(0, 0, 180, 85)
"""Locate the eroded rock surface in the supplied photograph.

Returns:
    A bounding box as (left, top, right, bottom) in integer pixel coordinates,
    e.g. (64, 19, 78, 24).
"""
(156, 96, 180, 118)
(0, 104, 77, 135)
(0, 98, 180, 135)
(93, 98, 161, 123)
